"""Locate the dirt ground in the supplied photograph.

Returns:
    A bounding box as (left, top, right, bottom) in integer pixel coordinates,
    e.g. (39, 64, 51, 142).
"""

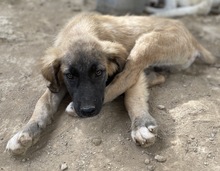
(0, 0, 220, 171)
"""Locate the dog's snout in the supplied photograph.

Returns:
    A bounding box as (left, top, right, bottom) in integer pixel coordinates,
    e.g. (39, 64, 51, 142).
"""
(80, 105, 96, 116)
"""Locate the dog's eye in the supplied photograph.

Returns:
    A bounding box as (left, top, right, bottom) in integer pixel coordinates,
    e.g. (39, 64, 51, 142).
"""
(95, 70, 103, 77)
(66, 73, 74, 79)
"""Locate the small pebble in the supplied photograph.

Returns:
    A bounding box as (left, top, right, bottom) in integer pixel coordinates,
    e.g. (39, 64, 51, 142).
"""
(211, 133, 215, 137)
(157, 105, 166, 110)
(204, 162, 208, 166)
(187, 140, 191, 144)
(92, 137, 102, 146)
(60, 163, 68, 170)
(207, 153, 212, 158)
(21, 158, 26, 162)
(155, 155, 167, 162)
(209, 137, 214, 141)
(147, 165, 155, 171)
(144, 158, 150, 165)
(126, 137, 130, 141)
(189, 135, 195, 139)
(171, 140, 177, 146)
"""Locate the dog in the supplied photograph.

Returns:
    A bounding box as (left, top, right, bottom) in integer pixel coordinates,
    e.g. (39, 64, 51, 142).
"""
(6, 13, 215, 155)
(146, 0, 220, 17)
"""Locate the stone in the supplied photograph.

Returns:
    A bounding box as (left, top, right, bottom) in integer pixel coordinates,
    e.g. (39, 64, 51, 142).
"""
(157, 105, 166, 110)
(92, 137, 102, 146)
(60, 163, 68, 170)
(144, 158, 150, 165)
(155, 155, 167, 162)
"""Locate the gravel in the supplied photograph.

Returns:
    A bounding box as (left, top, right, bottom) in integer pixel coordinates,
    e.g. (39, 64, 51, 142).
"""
(157, 105, 166, 110)
(60, 162, 68, 170)
(147, 165, 155, 171)
(154, 155, 167, 162)
(92, 137, 102, 146)
(144, 158, 150, 165)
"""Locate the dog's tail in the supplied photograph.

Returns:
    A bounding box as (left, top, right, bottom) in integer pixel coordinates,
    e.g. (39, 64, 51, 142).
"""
(197, 44, 216, 64)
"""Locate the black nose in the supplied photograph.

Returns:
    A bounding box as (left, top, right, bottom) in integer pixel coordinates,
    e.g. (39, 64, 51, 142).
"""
(80, 105, 96, 116)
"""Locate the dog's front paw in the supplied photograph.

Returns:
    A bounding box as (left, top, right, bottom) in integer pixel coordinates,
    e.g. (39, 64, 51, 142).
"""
(6, 131, 32, 155)
(65, 102, 77, 117)
(131, 124, 157, 148)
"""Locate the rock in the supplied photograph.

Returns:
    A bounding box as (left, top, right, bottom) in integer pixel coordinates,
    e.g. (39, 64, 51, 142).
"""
(60, 163, 68, 170)
(147, 165, 155, 171)
(157, 105, 166, 110)
(209, 137, 214, 141)
(204, 162, 208, 166)
(126, 137, 131, 141)
(21, 157, 29, 162)
(154, 155, 167, 162)
(144, 158, 150, 165)
(92, 137, 102, 146)
(189, 135, 195, 140)
(207, 153, 212, 158)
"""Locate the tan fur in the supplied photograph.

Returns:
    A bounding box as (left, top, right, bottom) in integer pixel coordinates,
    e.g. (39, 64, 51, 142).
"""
(6, 13, 215, 155)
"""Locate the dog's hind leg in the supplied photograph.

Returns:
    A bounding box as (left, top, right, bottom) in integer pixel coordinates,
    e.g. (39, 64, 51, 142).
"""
(124, 71, 157, 147)
(6, 87, 66, 155)
(104, 25, 215, 103)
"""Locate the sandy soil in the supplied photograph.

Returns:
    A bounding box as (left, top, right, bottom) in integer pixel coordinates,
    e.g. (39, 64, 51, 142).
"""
(0, 0, 220, 171)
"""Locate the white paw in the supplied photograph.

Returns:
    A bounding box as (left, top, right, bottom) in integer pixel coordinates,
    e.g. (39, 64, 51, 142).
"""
(65, 102, 78, 117)
(131, 126, 157, 148)
(6, 132, 32, 155)
(65, 102, 74, 113)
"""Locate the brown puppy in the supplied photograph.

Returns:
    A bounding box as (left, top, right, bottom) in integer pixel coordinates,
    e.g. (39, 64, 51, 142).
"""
(6, 13, 215, 155)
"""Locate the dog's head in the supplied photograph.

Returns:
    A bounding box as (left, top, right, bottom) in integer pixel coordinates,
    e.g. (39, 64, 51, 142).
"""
(41, 37, 128, 117)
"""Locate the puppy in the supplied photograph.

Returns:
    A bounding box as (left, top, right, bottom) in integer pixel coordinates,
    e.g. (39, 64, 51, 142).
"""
(6, 13, 215, 155)
(146, 0, 220, 17)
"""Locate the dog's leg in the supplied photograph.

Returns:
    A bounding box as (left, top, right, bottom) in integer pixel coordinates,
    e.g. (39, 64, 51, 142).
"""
(65, 102, 77, 117)
(6, 88, 66, 155)
(148, 0, 212, 17)
(124, 72, 157, 147)
(104, 26, 214, 103)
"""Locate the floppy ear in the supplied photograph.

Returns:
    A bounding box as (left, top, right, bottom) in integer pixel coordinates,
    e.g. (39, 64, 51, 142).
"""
(41, 48, 62, 93)
(101, 41, 128, 76)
